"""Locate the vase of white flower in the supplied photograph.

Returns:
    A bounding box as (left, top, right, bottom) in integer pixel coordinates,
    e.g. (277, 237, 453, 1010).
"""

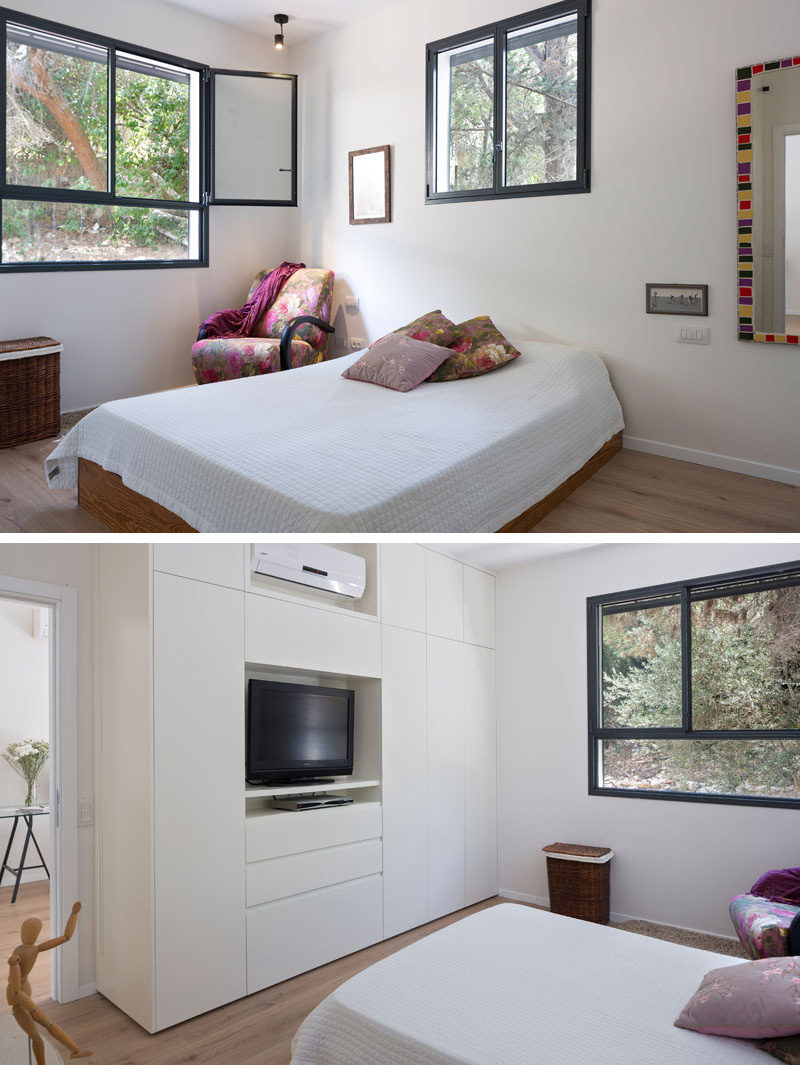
(2, 739, 49, 807)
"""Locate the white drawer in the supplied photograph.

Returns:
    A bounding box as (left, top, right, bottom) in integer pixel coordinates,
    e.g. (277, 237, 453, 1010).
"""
(247, 839, 382, 907)
(245, 593, 381, 677)
(246, 803, 382, 863)
(247, 874, 383, 993)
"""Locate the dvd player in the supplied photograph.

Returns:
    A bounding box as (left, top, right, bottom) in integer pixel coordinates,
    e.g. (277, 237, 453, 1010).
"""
(270, 795, 355, 812)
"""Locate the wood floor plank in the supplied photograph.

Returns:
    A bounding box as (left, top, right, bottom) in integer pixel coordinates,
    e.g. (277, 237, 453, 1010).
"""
(0, 879, 50, 1001)
(0, 436, 797, 533)
(37, 898, 511, 1065)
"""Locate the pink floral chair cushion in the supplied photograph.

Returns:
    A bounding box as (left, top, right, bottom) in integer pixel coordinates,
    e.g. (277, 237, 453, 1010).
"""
(249, 267, 334, 352)
(191, 266, 334, 384)
(192, 337, 320, 384)
(730, 893, 800, 959)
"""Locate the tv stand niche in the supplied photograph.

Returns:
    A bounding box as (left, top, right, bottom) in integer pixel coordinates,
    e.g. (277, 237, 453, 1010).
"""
(245, 777, 379, 799)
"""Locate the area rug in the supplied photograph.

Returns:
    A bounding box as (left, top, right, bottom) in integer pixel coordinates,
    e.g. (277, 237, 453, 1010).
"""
(60, 408, 94, 436)
(613, 918, 747, 957)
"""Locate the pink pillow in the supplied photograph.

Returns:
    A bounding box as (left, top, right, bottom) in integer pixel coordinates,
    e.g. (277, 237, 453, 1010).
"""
(342, 332, 451, 392)
(675, 958, 800, 1039)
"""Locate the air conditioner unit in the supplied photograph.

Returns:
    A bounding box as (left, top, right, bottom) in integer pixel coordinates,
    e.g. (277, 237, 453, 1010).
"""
(250, 544, 366, 600)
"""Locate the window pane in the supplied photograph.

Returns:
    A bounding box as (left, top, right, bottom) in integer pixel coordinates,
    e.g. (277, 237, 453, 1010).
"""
(504, 15, 578, 187)
(213, 74, 293, 202)
(601, 603, 682, 727)
(2, 199, 197, 263)
(116, 53, 198, 201)
(691, 586, 800, 730)
(435, 37, 494, 193)
(5, 22, 108, 191)
(601, 738, 800, 801)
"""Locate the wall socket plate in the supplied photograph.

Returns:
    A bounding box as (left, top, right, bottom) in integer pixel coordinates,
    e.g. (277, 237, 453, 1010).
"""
(676, 325, 710, 345)
(350, 338, 367, 351)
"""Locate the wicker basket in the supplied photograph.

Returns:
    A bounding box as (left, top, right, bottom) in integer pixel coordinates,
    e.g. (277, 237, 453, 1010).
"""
(0, 337, 61, 448)
(543, 842, 613, 924)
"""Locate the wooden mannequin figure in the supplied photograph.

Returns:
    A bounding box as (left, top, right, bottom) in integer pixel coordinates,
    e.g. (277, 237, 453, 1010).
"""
(6, 902, 92, 1063)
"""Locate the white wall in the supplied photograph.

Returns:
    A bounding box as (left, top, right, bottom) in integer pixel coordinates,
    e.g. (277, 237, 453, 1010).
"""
(0, 546, 94, 990)
(294, 0, 800, 481)
(0, 0, 297, 412)
(497, 542, 800, 938)
(0, 599, 50, 883)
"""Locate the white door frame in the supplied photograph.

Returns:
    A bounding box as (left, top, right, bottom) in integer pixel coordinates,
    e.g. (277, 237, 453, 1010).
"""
(0, 574, 79, 1004)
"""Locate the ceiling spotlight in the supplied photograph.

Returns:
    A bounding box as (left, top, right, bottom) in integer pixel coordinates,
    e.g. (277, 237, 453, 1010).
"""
(274, 13, 288, 49)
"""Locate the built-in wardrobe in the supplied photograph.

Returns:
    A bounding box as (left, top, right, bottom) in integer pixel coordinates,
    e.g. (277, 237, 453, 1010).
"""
(95, 544, 497, 1032)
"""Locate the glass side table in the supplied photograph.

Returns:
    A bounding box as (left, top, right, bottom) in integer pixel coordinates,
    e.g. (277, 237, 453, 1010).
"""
(0, 806, 50, 903)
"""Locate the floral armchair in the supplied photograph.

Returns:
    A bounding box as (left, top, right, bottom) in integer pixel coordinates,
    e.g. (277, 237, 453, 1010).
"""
(192, 267, 335, 384)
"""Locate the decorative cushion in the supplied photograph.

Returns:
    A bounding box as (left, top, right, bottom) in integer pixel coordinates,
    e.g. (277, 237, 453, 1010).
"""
(342, 333, 451, 392)
(730, 894, 800, 960)
(759, 1035, 800, 1062)
(427, 315, 521, 383)
(191, 336, 318, 384)
(248, 267, 335, 351)
(391, 310, 459, 347)
(754, 871, 800, 906)
(674, 957, 800, 1038)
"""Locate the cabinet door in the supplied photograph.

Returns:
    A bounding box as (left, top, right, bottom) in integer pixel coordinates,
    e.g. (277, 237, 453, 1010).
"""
(463, 566, 495, 648)
(152, 544, 245, 590)
(153, 574, 246, 1030)
(382, 625, 428, 938)
(427, 635, 465, 920)
(380, 544, 426, 632)
(464, 645, 498, 905)
(425, 552, 464, 641)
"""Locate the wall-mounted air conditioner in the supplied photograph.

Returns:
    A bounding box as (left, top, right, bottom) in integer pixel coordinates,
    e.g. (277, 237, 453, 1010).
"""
(250, 544, 366, 600)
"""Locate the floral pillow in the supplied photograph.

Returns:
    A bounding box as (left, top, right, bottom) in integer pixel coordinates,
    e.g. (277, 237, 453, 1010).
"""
(389, 310, 459, 347)
(759, 1035, 800, 1063)
(342, 333, 450, 392)
(427, 315, 521, 383)
(674, 957, 800, 1038)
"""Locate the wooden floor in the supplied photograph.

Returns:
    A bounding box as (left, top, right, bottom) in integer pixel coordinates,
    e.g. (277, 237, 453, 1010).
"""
(38, 898, 509, 1065)
(0, 879, 50, 1000)
(1, 435, 798, 533)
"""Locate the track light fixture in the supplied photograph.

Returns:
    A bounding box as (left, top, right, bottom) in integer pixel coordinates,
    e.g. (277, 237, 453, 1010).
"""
(274, 13, 288, 50)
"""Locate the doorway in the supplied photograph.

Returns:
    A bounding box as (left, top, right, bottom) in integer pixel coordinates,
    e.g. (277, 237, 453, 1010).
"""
(0, 574, 78, 1004)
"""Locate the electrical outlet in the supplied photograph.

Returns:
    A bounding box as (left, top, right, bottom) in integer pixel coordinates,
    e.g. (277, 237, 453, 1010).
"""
(345, 296, 360, 313)
(350, 337, 367, 351)
(676, 326, 710, 345)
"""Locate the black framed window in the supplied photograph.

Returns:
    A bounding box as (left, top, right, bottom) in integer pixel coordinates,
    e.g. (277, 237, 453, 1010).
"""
(587, 560, 800, 809)
(425, 0, 590, 204)
(1, 6, 298, 272)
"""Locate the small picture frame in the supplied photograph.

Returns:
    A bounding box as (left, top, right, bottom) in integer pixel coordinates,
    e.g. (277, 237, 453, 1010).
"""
(349, 145, 391, 225)
(646, 283, 708, 316)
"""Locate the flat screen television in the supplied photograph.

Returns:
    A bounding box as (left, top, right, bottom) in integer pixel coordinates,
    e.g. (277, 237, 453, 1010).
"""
(246, 679, 355, 785)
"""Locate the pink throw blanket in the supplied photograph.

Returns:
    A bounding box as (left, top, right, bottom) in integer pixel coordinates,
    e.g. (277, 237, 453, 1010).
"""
(197, 261, 305, 340)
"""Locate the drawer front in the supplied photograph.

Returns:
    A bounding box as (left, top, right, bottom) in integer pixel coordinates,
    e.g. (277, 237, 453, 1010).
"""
(246, 803, 382, 863)
(245, 593, 381, 677)
(247, 839, 383, 907)
(247, 875, 383, 993)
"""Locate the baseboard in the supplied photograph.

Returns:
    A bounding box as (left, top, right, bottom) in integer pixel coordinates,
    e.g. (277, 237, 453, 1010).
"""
(497, 890, 738, 942)
(623, 435, 800, 487)
(78, 982, 97, 999)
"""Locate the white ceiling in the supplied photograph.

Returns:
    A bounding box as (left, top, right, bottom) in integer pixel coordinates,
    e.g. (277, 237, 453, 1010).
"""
(438, 543, 604, 573)
(162, 0, 405, 45)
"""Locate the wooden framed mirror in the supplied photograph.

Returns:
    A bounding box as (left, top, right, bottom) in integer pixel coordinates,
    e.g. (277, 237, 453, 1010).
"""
(737, 55, 800, 345)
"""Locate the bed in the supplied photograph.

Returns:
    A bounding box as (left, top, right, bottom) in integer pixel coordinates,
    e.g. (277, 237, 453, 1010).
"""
(45, 342, 624, 533)
(290, 904, 764, 1065)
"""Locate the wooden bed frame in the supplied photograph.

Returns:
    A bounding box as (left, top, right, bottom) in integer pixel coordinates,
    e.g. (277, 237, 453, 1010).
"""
(77, 431, 623, 534)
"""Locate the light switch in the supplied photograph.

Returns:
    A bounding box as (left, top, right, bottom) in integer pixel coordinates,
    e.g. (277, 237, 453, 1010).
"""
(79, 797, 95, 826)
(345, 296, 360, 313)
(676, 326, 710, 345)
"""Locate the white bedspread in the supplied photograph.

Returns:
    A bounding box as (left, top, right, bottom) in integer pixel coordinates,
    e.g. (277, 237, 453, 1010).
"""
(291, 904, 763, 1065)
(46, 343, 623, 532)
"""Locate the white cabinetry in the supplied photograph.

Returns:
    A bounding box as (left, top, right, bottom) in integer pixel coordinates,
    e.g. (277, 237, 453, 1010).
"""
(380, 544, 427, 632)
(425, 552, 464, 641)
(427, 636, 466, 920)
(382, 626, 428, 938)
(153, 543, 245, 589)
(97, 550, 244, 1034)
(464, 644, 498, 904)
(463, 565, 496, 648)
